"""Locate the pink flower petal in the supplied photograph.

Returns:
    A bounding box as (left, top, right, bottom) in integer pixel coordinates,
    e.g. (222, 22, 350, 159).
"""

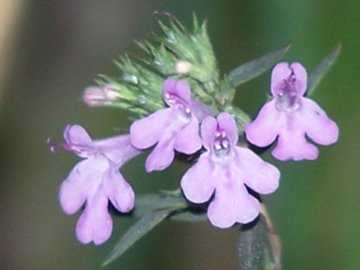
(162, 77, 176, 91)
(290, 62, 307, 95)
(190, 100, 213, 122)
(200, 116, 217, 150)
(64, 125, 93, 147)
(300, 98, 339, 145)
(145, 135, 175, 172)
(217, 112, 238, 145)
(59, 180, 85, 215)
(130, 108, 173, 149)
(245, 100, 285, 147)
(59, 157, 107, 214)
(208, 182, 260, 228)
(271, 62, 292, 96)
(235, 147, 280, 194)
(95, 135, 140, 166)
(272, 121, 318, 161)
(103, 169, 135, 213)
(174, 117, 202, 154)
(181, 153, 215, 203)
(174, 80, 192, 104)
(163, 78, 191, 105)
(76, 193, 112, 245)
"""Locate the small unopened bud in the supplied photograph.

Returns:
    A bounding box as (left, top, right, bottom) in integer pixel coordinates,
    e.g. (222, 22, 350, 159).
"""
(82, 85, 121, 106)
(175, 60, 192, 74)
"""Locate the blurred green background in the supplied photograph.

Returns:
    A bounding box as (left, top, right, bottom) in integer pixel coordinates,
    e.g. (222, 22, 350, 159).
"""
(1, 1, 359, 269)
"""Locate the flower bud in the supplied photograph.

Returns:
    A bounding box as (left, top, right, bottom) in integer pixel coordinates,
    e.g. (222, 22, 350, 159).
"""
(175, 60, 192, 74)
(82, 85, 121, 107)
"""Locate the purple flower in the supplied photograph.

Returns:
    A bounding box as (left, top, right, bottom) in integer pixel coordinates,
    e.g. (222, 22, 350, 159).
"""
(51, 125, 139, 245)
(181, 113, 280, 228)
(130, 78, 205, 172)
(245, 62, 339, 161)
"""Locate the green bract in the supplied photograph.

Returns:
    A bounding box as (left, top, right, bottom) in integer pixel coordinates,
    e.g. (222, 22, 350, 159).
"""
(93, 16, 291, 132)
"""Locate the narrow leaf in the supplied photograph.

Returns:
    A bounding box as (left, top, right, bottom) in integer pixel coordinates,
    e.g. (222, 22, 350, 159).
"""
(228, 45, 290, 87)
(133, 193, 207, 222)
(307, 44, 341, 96)
(103, 197, 185, 266)
(133, 194, 185, 218)
(170, 210, 207, 222)
(159, 188, 182, 197)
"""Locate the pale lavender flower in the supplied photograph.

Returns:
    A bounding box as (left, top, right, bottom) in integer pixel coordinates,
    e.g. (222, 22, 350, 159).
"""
(130, 78, 205, 172)
(181, 113, 280, 228)
(50, 125, 139, 245)
(245, 62, 339, 161)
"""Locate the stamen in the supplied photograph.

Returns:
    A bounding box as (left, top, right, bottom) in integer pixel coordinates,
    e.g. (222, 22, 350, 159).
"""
(213, 129, 231, 157)
(276, 74, 299, 111)
(164, 93, 192, 118)
(47, 138, 72, 153)
(47, 138, 94, 157)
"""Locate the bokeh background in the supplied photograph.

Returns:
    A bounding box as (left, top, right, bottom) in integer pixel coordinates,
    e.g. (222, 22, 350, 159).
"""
(1, 1, 359, 269)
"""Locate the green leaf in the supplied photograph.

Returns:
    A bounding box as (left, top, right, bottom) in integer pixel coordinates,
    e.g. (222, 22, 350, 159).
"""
(228, 45, 290, 87)
(159, 188, 182, 197)
(170, 211, 207, 222)
(133, 193, 207, 222)
(103, 196, 186, 266)
(307, 44, 342, 96)
(133, 194, 185, 218)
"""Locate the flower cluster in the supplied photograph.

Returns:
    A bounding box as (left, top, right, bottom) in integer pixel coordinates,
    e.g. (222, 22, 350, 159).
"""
(51, 61, 338, 244)
(50, 19, 339, 250)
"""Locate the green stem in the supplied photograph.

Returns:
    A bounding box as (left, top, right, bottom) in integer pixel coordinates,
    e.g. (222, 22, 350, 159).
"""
(260, 204, 282, 270)
(237, 204, 282, 270)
